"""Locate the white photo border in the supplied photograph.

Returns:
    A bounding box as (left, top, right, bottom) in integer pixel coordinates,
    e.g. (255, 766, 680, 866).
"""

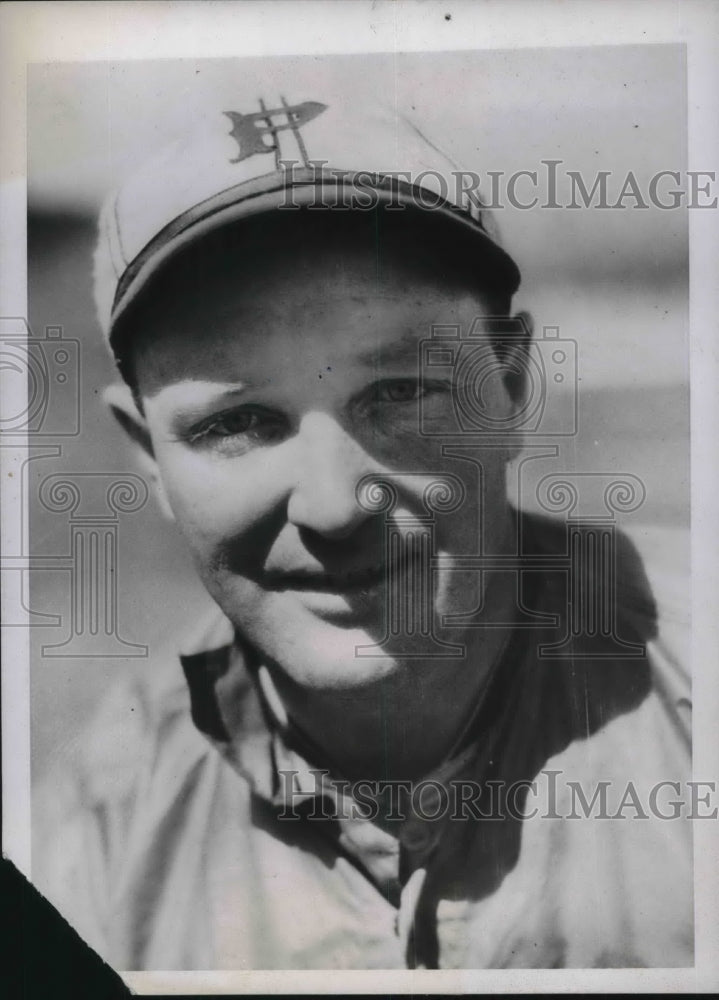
(1, 1, 717, 994)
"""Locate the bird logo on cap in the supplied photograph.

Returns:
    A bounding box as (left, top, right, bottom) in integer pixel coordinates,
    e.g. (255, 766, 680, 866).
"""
(224, 97, 327, 167)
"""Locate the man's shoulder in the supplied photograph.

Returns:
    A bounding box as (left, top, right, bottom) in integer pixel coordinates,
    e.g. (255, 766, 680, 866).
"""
(34, 605, 233, 825)
(31, 606, 238, 959)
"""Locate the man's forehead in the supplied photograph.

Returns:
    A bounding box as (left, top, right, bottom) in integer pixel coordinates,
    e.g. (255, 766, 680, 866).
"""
(121, 209, 504, 395)
(124, 206, 499, 319)
(134, 291, 481, 400)
(133, 238, 484, 348)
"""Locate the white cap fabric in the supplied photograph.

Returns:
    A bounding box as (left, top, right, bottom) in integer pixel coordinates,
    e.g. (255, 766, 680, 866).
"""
(94, 92, 520, 359)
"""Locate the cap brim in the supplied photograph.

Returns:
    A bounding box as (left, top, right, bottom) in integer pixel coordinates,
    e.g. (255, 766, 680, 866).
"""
(109, 169, 521, 356)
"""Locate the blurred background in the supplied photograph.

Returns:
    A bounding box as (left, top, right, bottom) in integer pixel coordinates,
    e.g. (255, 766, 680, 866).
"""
(26, 46, 689, 780)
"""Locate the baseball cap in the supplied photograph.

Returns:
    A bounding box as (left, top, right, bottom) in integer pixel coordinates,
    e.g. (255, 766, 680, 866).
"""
(94, 93, 521, 365)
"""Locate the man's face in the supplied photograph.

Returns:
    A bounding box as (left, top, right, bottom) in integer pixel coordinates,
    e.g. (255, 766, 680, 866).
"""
(130, 230, 524, 691)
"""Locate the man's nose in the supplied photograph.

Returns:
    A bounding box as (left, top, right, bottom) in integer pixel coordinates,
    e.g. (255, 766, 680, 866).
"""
(285, 411, 376, 539)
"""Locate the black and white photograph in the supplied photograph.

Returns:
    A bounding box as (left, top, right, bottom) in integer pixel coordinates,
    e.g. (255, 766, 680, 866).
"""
(1, 1, 718, 994)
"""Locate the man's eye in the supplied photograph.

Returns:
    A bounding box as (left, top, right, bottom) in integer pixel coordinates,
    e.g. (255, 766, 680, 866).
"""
(185, 408, 286, 447)
(375, 380, 422, 404)
(207, 411, 260, 437)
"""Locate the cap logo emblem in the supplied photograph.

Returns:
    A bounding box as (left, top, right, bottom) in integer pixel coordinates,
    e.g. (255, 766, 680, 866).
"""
(224, 98, 327, 167)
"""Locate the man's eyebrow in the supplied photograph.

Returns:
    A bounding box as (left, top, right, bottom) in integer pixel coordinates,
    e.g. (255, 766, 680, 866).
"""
(154, 380, 265, 410)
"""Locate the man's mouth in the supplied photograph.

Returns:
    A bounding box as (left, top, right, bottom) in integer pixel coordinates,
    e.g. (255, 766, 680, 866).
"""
(259, 543, 434, 624)
(263, 563, 386, 595)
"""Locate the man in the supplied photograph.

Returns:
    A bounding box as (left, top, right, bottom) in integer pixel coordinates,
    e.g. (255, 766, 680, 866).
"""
(34, 94, 692, 970)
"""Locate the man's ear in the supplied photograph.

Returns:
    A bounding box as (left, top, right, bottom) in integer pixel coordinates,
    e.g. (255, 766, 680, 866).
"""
(103, 383, 174, 521)
(501, 310, 534, 405)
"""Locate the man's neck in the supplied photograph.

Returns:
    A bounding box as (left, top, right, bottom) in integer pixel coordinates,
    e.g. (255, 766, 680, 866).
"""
(262, 568, 519, 787)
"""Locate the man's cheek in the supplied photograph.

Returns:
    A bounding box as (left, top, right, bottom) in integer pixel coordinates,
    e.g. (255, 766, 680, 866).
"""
(391, 425, 455, 464)
(162, 487, 273, 589)
(158, 465, 244, 556)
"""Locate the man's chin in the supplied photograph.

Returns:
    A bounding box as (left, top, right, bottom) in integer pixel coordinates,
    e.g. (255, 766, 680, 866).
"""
(232, 591, 407, 691)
